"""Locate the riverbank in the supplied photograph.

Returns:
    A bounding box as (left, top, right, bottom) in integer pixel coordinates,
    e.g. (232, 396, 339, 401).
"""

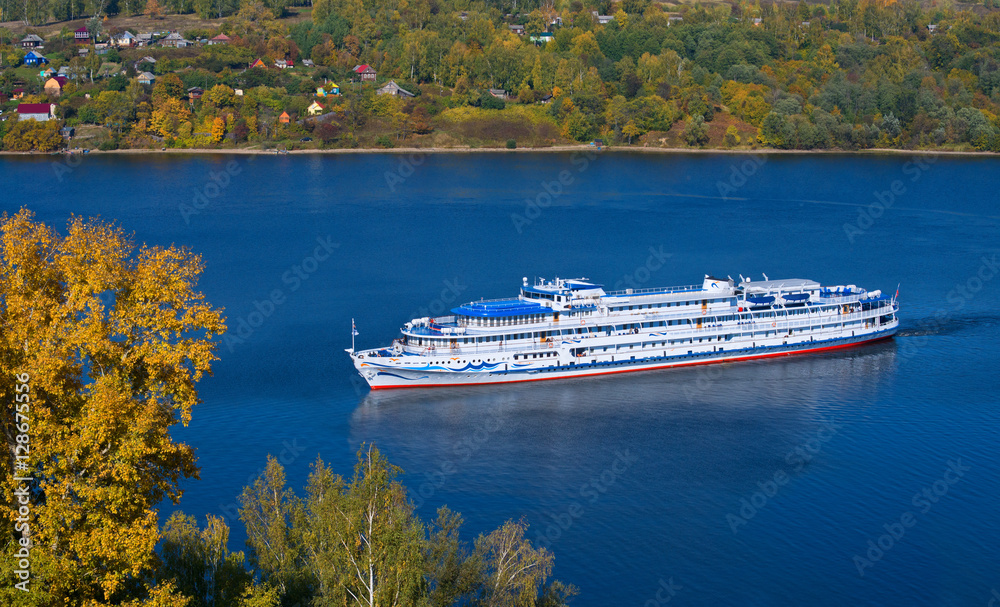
(3, 145, 995, 157)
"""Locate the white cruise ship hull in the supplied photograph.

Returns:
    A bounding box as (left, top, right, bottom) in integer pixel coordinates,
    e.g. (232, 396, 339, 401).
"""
(356, 329, 896, 389)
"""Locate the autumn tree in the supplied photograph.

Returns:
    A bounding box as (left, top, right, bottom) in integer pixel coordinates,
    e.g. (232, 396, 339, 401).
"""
(0, 211, 226, 605)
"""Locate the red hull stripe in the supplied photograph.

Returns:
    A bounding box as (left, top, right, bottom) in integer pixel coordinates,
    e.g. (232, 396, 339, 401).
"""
(368, 334, 895, 390)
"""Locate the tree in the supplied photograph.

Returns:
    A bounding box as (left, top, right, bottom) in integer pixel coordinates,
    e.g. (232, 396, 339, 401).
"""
(0, 211, 226, 605)
(475, 519, 554, 607)
(157, 513, 253, 606)
(2, 118, 63, 152)
(622, 120, 641, 144)
(682, 115, 709, 146)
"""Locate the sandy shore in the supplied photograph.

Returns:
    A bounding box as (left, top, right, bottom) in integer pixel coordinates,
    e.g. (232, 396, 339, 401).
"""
(1, 145, 992, 156)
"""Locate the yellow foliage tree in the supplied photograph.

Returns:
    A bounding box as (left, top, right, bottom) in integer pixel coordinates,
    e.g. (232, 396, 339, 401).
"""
(0, 210, 225, 605)
(211, 116, 227, 143)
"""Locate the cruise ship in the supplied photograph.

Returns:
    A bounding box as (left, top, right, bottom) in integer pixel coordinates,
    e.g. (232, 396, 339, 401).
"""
(348, 275, 899, 389)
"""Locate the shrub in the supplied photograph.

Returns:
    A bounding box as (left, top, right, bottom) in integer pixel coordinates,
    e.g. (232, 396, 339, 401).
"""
(506, 139, 516, 149)
(376, 135, 394, 148)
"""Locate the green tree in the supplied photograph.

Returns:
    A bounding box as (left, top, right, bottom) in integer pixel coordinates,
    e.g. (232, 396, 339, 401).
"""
(157, 513, 253, 606)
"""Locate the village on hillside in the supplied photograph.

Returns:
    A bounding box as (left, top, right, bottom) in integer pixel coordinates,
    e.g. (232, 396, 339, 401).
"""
(3, 0, 1000, 152)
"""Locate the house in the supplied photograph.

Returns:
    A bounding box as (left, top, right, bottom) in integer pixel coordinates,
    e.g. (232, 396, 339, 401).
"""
(60, 126, 75, 139)
(208, 33, 231, 45)
(275, 59, 292, 69)
(301, 59, 315, 67)
(16, 103, 56, 121)
(668, 15, 683, 24)
(539, 93, 553, 104)
(489, 88, 508, 100)
(160, 32, 190, 48)
(353, 64, 377, 82)
(44, 76, 69, 96)
(74, 27, 91, 44)
(135, 56, 157, 70)
(23, 51, 48, 67)
(278, 111, 290, 124)
(94, 43, 110, 54)
(591, 11, 613, 24)
(530, 32, 554, 43)
(113, 31, 136, 47)
(78, 47, 90, 56)
(307, 101, 325, 116)
(376, 80, 414, 97)
(508, 24, 525, 35)
(459, 11, 468, 20)
(42, 68, 56, 78)
(927, 24, 938, 33)
(138, 71, 156, 85)
(137, 32, 155, 46)
(752, 17, 762, 26)
(187, 87, 204, 101)
(234, 89, 244, 96)
(21, 34, 43, 48)
(249, 58, 267, 69)
(328, 82, 340, 95)
(12, 88, 25, 100)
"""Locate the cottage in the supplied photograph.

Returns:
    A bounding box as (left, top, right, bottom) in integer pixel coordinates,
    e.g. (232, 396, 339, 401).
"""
(23, 51, 48, 67)
(752, 17, 762, 26)
(21, 34, 43, 48)
(508, 24, 525, 35)
(489, 88, 508, 100)
(307, 101, 325, 116)
(12, 88, 25, 100)
(74, 27, 91, 44)
(328, 82, 341, 95)
(160, 32, 190, 48)
(17, 103, 56, 121)
(78, 47, 89, 56)
(113, 31, 137, 47)
(250, 58, 267, 69)
(187, 87, 204, 100)
(928, 24, 938, 33)
(539, 93, 553, 104)
(137, 33, 155, 46)
(591, 11, 613, 24)
(301, 59, 315, 67)
(42, 68, 56, 78)
(376, 80, 414, 98)
(275, 59, 291, 69)
(138, 72, 156, 85)
(208, 33, 231, 45)
(60, 126, 75, 139)
(94, 43, 110, 54)
(44, 76, 69, 96)
(353, 64, 377, 82)
(278, 111, 291, 124)
(530, 32, 554, 43)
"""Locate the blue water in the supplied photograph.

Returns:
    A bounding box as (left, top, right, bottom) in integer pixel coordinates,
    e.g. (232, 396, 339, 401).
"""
(3, 151, 999, 606)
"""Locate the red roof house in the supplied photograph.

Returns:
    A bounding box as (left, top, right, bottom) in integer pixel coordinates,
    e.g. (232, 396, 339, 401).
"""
(17, 103, 56, 121)
(75, 27, 91, 44)
(353, 64, 376, 82)
(250, 58, 267, 69)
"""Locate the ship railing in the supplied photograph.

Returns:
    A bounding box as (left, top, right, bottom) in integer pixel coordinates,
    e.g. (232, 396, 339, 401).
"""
(393, 307, 897, 356)
(604, 284, 703, 298)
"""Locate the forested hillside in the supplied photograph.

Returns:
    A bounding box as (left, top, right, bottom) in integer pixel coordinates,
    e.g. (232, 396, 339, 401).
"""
(3, 0, 1000, 150)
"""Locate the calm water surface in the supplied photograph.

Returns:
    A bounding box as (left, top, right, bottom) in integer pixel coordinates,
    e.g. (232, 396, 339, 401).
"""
(3, 151, 999, 606)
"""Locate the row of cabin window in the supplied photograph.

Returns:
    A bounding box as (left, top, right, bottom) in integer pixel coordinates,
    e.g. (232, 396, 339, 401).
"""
(608, 297, 736, 312)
